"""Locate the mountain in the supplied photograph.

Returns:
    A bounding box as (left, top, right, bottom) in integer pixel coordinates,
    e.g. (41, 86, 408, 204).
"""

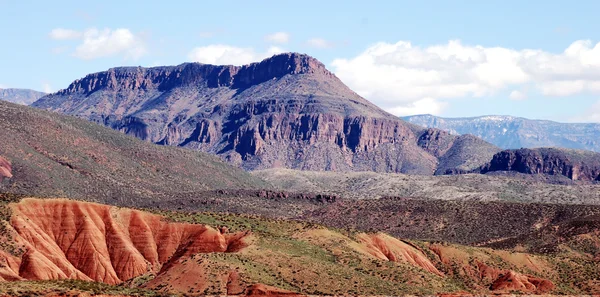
(2, 197, 600, 295)
(0, 101, 268, 204)
(403, 114, 600, 152)
(32, 53, 500, 175)
(0, 88, 46, 105)
(481, 148, 600, 181)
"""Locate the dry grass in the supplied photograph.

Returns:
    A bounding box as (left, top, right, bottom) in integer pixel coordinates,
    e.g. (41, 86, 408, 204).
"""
(256, 168, 600, 204)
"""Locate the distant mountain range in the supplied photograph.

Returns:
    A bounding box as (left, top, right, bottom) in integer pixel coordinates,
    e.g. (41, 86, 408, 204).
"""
(403, 114, 600, 152)
(32, 53, 500, 175)
(0, 88, 46, 105)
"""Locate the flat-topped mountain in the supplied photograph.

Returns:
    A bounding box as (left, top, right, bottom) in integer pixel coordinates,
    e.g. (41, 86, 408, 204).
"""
(33, 53, 500, 174)
(0, 88, 46, 105)
(481, 147, 600, 181)
(403, 114, 600, 152)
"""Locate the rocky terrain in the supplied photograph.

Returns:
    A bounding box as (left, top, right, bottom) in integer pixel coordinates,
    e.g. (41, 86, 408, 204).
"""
(0, 101, 267, 204)
(1, 197, 600, 296)
(33, 53, 500, 174)
(0, 88, 46, 105)
(481, 148, 600, 181)
(403, 114, 600, 152)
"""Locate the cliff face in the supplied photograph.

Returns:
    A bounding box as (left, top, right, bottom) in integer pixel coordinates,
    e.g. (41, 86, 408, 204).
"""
(480, 148, 600, 181)
(33, 53, 499, 174)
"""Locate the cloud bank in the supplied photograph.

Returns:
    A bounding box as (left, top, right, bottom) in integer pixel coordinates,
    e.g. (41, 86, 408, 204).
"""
(331, 40, 600, 115)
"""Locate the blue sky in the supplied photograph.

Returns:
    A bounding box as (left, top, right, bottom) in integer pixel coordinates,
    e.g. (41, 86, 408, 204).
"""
(2, 0, 600, 122)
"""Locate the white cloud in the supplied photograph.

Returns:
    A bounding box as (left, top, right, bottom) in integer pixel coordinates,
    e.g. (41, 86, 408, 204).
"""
(331, 39, 600, 115)
(264, 32, 290, 44)
(188, 45, 284, 65)
(74, 28, 147, 60)
(509, 90, 527, 100)
(49, 28, 82, 40)
(306, 38, 334, 49)
(0, 84, 6, 89)
(49, 28, 147, 60)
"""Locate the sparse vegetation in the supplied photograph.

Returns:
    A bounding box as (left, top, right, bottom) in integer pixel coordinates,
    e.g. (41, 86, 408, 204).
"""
(257, 168, 600, 204)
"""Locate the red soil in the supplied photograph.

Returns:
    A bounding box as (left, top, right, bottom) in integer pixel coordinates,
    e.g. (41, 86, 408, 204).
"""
(0, 156, 11, 180)
(430, 244, 555, 294)
(0, 199, 251, 285)
(357, 233, 443, 276)
(490, 270, 555, 294)
(245, 283, 305, 296)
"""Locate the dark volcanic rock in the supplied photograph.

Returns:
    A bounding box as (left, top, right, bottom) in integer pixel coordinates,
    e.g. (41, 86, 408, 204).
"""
(480, 148, 600, 181)
(33, 53, 499, 174)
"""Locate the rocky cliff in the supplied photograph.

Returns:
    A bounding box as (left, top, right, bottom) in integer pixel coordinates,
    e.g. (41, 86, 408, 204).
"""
(33, 53, 499, 174)
(480, 148, 600, 181)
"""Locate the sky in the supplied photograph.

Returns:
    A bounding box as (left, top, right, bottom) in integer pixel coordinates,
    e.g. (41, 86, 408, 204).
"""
(2, 0, 600, 122)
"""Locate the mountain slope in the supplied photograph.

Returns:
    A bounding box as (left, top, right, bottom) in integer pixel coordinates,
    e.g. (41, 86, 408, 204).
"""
(0, 101, 268, 204)
(33, 53, 499, 174)
(403, 114, 600, 152)
(0, 88, 46, 105)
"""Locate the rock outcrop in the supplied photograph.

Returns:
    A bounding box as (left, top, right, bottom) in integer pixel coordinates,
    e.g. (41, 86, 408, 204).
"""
(0, 199, 251, 285)
(480, 148, 600, 181)
(430, 244, 555, 294)
(0, 156, 11, 181)
(490, 271, 555, 294)
(357, 233, 443, 276)
(33, 53, 499, 174)
(245, 284, 306, 297)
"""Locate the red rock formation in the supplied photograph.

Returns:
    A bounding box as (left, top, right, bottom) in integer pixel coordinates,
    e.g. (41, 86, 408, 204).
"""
(357, 233, 443, 276)
(490, 270, 555, 294)
(227, 270, 245, 295)
(0, 199, 251, 285)
(0, 156, 12, 181)
(430, 244, 555, 294)
(245, 283, 305, 297)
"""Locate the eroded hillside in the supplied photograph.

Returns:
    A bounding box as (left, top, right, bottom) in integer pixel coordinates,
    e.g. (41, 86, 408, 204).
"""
(0, 197, 599, 296)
